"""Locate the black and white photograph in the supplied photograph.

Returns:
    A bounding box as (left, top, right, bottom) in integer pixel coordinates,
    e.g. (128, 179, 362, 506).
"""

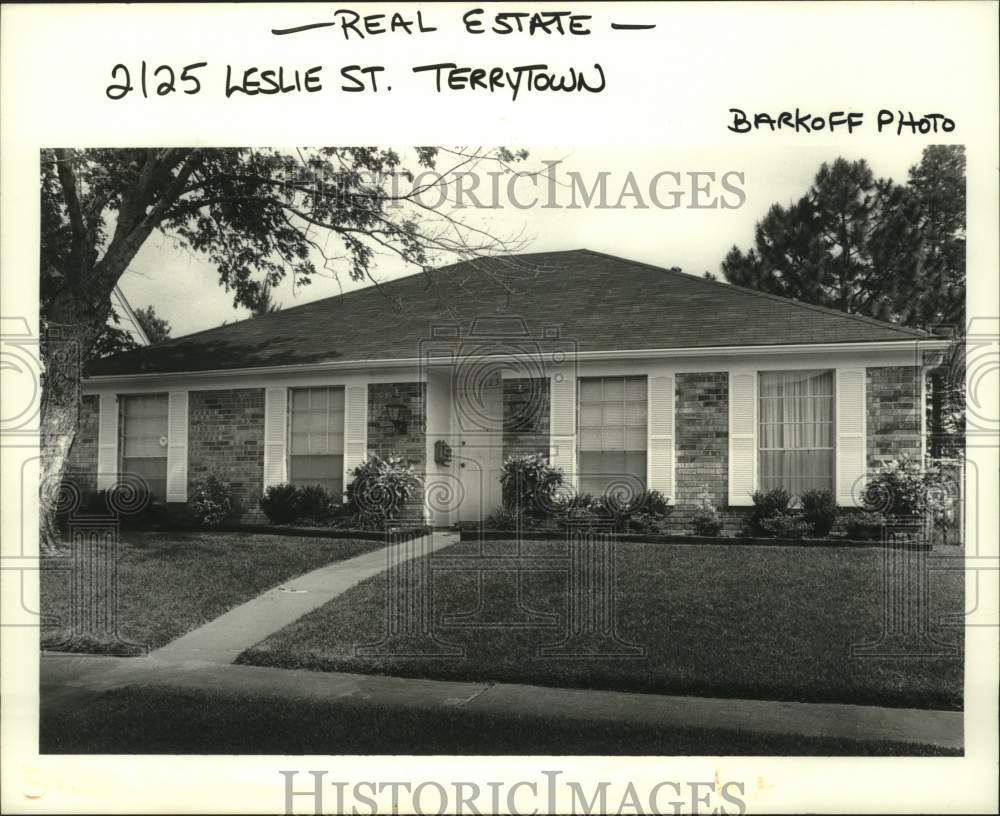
(1, 3, 997, 815)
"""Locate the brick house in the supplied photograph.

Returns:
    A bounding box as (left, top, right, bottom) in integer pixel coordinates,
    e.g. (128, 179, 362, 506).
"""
(69, 250, 948, 528)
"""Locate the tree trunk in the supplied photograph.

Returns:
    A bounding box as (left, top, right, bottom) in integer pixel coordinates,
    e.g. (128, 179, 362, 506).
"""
(39, 306, 95, 555)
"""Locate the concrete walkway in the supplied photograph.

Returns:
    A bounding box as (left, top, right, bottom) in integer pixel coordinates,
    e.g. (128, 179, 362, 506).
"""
(150, 530, 457, 665)
(39, 529, 963, 752)
(40, 654, 962, 751)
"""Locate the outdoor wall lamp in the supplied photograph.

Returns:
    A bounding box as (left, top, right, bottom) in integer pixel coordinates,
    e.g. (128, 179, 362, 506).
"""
(383, 386, 410, 435)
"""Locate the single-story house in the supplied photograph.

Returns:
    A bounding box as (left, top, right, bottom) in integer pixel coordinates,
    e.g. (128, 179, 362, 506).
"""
(68, 249, 949, 528)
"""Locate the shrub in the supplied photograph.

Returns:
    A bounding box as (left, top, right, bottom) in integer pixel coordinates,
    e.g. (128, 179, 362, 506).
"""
(190, 475, 234, 527)
(840, 510, 893, 541)
(499, 453, 564, 517)
(863, 454, 950, 521)
(691, 486, 722, 537)
(350, 508, 391, 531)
(296, 484, 334, 525)
(627, 489, 673, 518)
(748, 486, 792, 536)
(345, 455, 422, 525)
(259, 483, 300, 525)
(799, 488, 837, 537)
(759, 514, 812, 539)
(486, 505, 524, 531)
(558, 505, 603, 529)
(626, 512, 672, 535)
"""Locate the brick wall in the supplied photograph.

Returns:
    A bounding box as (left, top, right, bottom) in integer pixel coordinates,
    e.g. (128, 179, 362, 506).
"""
(187, 388, 265, 522)
(674, 372, 729, 516)
(367, 382, 427, 471)
(502, 377, 549, 461)
(367, 382, 427, 516)
(65, 394, 99, 493)
(867, 366, 923, 470)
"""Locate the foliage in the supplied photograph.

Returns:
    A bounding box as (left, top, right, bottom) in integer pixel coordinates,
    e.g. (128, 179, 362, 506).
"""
(37, 146, 529, 553)
(839, 511, 893, 542)
(628, 489, 673, 517)
(760, 514, 813, 539)
(721, 148, 965, 330)
(259, 483, 301, 525)
(691, 486, 723, 537)
(133, 304, 172, 344)
(296, 484, 334, 525)
(720, 147, 966, 455)
(626, 512, 673, 535)
(747, 486, 793, 536)
(251, 283, 282, 317)
(862, 454, 950, 521)
(91, 308, 141, 360)
(486, 505, 526, 532)
(345, 455, 422, 525)
(348, 509, 393, 531)
(499, 453, 564, 517)
(799, 488, 838, 537)
(190, 475, 234, 527)
(557, 505, 603, 530)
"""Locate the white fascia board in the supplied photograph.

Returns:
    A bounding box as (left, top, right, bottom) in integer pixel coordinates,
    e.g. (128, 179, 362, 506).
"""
(82, 339, 950, 394)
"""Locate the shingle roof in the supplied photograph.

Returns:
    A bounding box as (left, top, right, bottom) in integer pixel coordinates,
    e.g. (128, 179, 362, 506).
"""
(88, 249, 928, 376)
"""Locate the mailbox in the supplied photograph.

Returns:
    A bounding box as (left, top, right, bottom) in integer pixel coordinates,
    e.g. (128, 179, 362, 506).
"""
(434, 439, 453, 466)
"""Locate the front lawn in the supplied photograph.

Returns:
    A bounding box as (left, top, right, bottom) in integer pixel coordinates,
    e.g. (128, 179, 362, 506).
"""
(41, 531, 387, 654)
(239, 539, 964, 710)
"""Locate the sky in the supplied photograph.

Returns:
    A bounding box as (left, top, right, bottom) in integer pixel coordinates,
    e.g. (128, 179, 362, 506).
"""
(117, 144, 930, 339)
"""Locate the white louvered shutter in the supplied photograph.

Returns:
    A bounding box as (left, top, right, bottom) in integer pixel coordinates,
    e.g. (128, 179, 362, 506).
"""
(836, 368, 867, 506)
(728, 371, 757, 506)
(647, 371, 675, 499)
(166, 391, 189, 502)
(549, 373, 577, 487)
(343, 384, 368, 487)
(96, 393, 119, 490)
(263, 387, 288, 492)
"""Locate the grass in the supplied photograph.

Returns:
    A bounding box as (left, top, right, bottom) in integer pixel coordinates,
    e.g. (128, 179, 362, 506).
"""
(239, 538, 964, 710)
(41, 530, 387, 654)
(39, 684, 959, 755)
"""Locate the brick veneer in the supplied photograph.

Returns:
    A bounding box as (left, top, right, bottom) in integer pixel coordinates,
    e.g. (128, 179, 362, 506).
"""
(674, 372, 729, 515)
(502, 377, 550, 461)
(187, 388, 265, 522)
(367, 382, 427, 515)
(65, 394, 99, 493)
(367, 382, 427, 470)
(867, 366, 923, 469)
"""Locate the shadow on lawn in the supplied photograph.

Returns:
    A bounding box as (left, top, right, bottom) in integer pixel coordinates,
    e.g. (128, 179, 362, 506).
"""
(40, 685, 961, 756)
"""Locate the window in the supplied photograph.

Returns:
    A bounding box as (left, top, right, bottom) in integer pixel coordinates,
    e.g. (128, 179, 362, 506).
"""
(578, 376, 647, 498)
(758, 370, 834, 495)
(121, 394, 169, 500)
(289, 386, 345, 498)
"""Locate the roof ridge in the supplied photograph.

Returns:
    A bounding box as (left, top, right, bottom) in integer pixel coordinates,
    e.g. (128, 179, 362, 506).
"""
(576, 248, 928, 338)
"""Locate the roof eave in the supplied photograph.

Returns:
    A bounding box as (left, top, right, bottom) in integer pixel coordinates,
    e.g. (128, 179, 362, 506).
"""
(83, 338, 950, 387)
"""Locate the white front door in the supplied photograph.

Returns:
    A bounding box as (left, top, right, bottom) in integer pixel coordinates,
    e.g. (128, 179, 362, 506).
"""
(454, 379, 504, 523)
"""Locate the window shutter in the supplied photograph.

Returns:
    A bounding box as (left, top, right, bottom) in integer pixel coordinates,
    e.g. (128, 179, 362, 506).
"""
(166, 391, 189, 502)
(96, 393, 118, 490)
(647, 371, 675, 499)
(343, 383, 368, 488)
(836, 367, 867, 507)
(549, 373, 577, 487)
(263, 387, 288, 492)
(728, 370, 757, 506)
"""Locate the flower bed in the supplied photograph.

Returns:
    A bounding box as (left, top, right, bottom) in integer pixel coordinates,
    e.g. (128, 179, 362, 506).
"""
(457, 527, 933, 550)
